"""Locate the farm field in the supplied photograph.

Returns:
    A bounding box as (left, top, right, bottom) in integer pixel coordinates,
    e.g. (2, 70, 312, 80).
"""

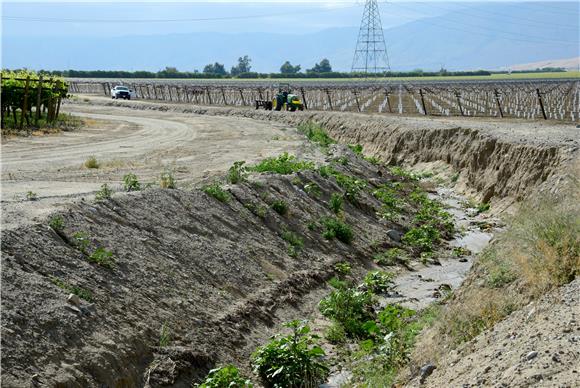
(70, 77, 580, 122)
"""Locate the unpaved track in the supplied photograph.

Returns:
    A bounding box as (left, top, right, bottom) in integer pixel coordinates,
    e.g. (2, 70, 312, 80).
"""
(1, 104, 304, 229)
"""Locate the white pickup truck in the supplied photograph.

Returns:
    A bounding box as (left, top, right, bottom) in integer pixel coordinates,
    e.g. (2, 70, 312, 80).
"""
(111, 86, 136, 100)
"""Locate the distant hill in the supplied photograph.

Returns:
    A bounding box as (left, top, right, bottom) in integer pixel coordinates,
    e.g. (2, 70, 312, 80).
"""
(507, 57, 580, 71)
(3, 2, 578, 72)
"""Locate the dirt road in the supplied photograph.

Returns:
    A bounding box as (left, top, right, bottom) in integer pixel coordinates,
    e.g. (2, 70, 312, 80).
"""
(1, 104, 305, 229)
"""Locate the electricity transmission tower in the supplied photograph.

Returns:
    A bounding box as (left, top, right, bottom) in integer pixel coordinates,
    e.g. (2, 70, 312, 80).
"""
(351, 0, 390, 74)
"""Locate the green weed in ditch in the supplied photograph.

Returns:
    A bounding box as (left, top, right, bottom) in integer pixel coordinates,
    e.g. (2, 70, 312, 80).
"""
(88, 247, 115, 269)
(282, 230, 304, 257)
(84, 155, 99, 169)
(374, 248, 408, 266)
(160, 170, 177, 189)
(50, 276, 92, 301)
(348, 144, 363, 155)
(159, 322, 171, 347)
(26, 191, 38, 201)
(271, 199, 288, 216)
(402, 225, 440, 253)
(48, 215, 64, 231)
(304, 182, 322, 198)
(123, 173, 141, 192)
(298, 121, 335, 149)
(72, 231, 90, 253)
(319, 287, 375, 338)
(363, 271, 395, 294)
(329, 193, 343, 214)
(227, 161, 248, 184)
(197, 365, 253, 388)
(252, 320, 328, 388)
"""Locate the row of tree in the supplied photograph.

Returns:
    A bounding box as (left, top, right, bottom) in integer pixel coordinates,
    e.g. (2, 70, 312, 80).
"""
(201, 56, 331, 76)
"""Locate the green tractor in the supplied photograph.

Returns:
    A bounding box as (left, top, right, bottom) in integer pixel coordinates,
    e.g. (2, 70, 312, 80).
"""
(255, 83, 305, 111)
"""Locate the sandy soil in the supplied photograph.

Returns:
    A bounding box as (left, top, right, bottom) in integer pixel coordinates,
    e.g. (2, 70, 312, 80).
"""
(1, 104, 305, 230)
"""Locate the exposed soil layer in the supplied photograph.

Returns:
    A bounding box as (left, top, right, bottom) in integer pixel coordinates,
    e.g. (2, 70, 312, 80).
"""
(2, 146, 444, 387)
(71, 96, 580, 201)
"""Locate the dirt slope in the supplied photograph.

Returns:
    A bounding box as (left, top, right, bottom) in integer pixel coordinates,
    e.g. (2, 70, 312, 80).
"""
(71, 96, 580, 202)
(412, 278, 579, 387)
(2, 147, 430, 387)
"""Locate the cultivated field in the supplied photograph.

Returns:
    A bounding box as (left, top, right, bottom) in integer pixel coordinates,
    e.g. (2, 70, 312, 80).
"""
(70, 78, 580, 122)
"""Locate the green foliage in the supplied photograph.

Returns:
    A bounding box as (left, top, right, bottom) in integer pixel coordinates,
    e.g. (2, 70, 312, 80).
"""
(123, 173, 141, 192)
(477, 202, 491, 214)
(377, 304, 416, 333)
(333, 173, 366, 203)
(303, 183, 321, 198)
(48, 215, 64, 231)
(160, 170, 177, 189)
(348, 144, 363, 155)
(364, 156, 381, 166)
(388, 166, 418, 180)
(325, 322, 347, 345)
(373, 248, 407, 266)
(26, 191, 37, 201)
(334, 262, 351, 278)
(372, 185, 402, 220)
(319, 288, 375, 338)
(159, 322, 171, 347)
(203, 183, 230, 203)
(227, 161, 248, 184)
(252, 320, 328, 388)
(318, 165, 337, 178)
(412, 193, 454, 233)
(363, 271, 395, 294)
(321, 217, 353, 244)
(197, 365, 253, 388)
(250, 153, 314, 175)
(297, 121, 335, 149)
(402, 225, 440, 252)
(271, 199, 288, 216)
(95, 184, 113, 201)
(328, 193, 343, 214)
(72, 231, 90, 253)
(452, 246, 471, 257)
(84, 155, 99, 169)
(50, 276, 92, 301)
(282, 230, 304, 257)
(88, 247, 115, 269)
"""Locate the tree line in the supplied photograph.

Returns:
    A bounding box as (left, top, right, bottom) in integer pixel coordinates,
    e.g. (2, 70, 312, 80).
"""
(19, 54, 567, 79)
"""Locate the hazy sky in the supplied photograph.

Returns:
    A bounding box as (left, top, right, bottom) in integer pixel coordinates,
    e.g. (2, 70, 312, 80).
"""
(3, 1, 578, 37)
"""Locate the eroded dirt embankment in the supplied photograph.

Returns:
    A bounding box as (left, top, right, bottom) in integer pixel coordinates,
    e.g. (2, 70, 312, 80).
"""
(70, 97, 580, 202)
(2, 147, 432, 387)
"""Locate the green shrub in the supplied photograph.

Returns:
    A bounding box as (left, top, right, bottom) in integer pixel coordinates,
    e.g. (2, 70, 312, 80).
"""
(197, 365, 253, 388)
(303, 182, 321, 198)
(319, 288, 375, 338)
(160, 170, 177, 189)
(123, 173, 141, 192)
(364, 156, 381, 166)
(348, 144, 363, 155)
(333, 173, 366, 202)
(298, 121, 335, 148)
(84, 155, 99, 169)
(402, 225, 440, 252)
(477, 202, 491, 214)
(372, 186, 402, 220)
(252, 320, 328, 388)
(271, 199, 288, 216)
(282, 230, 304, 257)
(334, 262, 351, 278)
(250, 153, 314, 175)
(377, 304, 416, 334)
(95, 184, 113, 201)
(203, 183, 230, 203)
(318, 165, 337, 178)
(389, 166, 417, 180)
(50, 276, 92, 301)
(72, 231, 90, 253)
(363, 271, 395, 294)
(325, 322, 347, 344)
(227, 161, 248, 184)
(26, 191, 38, 201)
(329, 193, 343, 214)
(48, 215, 64, 231)
(321, 217, 353, 244)
(373, 248, 407, 266)
(88, 247, 115, 269)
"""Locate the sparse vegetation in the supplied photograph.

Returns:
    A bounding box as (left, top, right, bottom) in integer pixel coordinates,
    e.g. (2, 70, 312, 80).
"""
(160, 170, 177, 189)
(26, 191, 37, 201)
(95, 183, 113, 201)
(271, 199, 288, 216)
(48, 215, 64, 231)
(298, 121, 335, 149)
(250, 153, 314, 175)
(389, 166, 417, 180)
(203, 182, 230, 203)
(252, 320, 328, 388)
(159, 322, 171, 347)
(282, 230, 304, 257)
(72, 231, 90, 253)
(227, 161, 248, 184)
(303, 182, 321, 197)
(88, 247, 115, 268)
(321, 217, 353, 244)
(50, 276, 92, 301)
(348, 144, 363, 155)
(197, 365, 253, 388)
(328, 193, 343, 214)
(476, 202, 491, 214)
(363, 271, 395, 294)
(84, 155, 99, 169)
(334, 262, 352, 278)
(123, 173, 141, 192)
(373, 248, 408, 266)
